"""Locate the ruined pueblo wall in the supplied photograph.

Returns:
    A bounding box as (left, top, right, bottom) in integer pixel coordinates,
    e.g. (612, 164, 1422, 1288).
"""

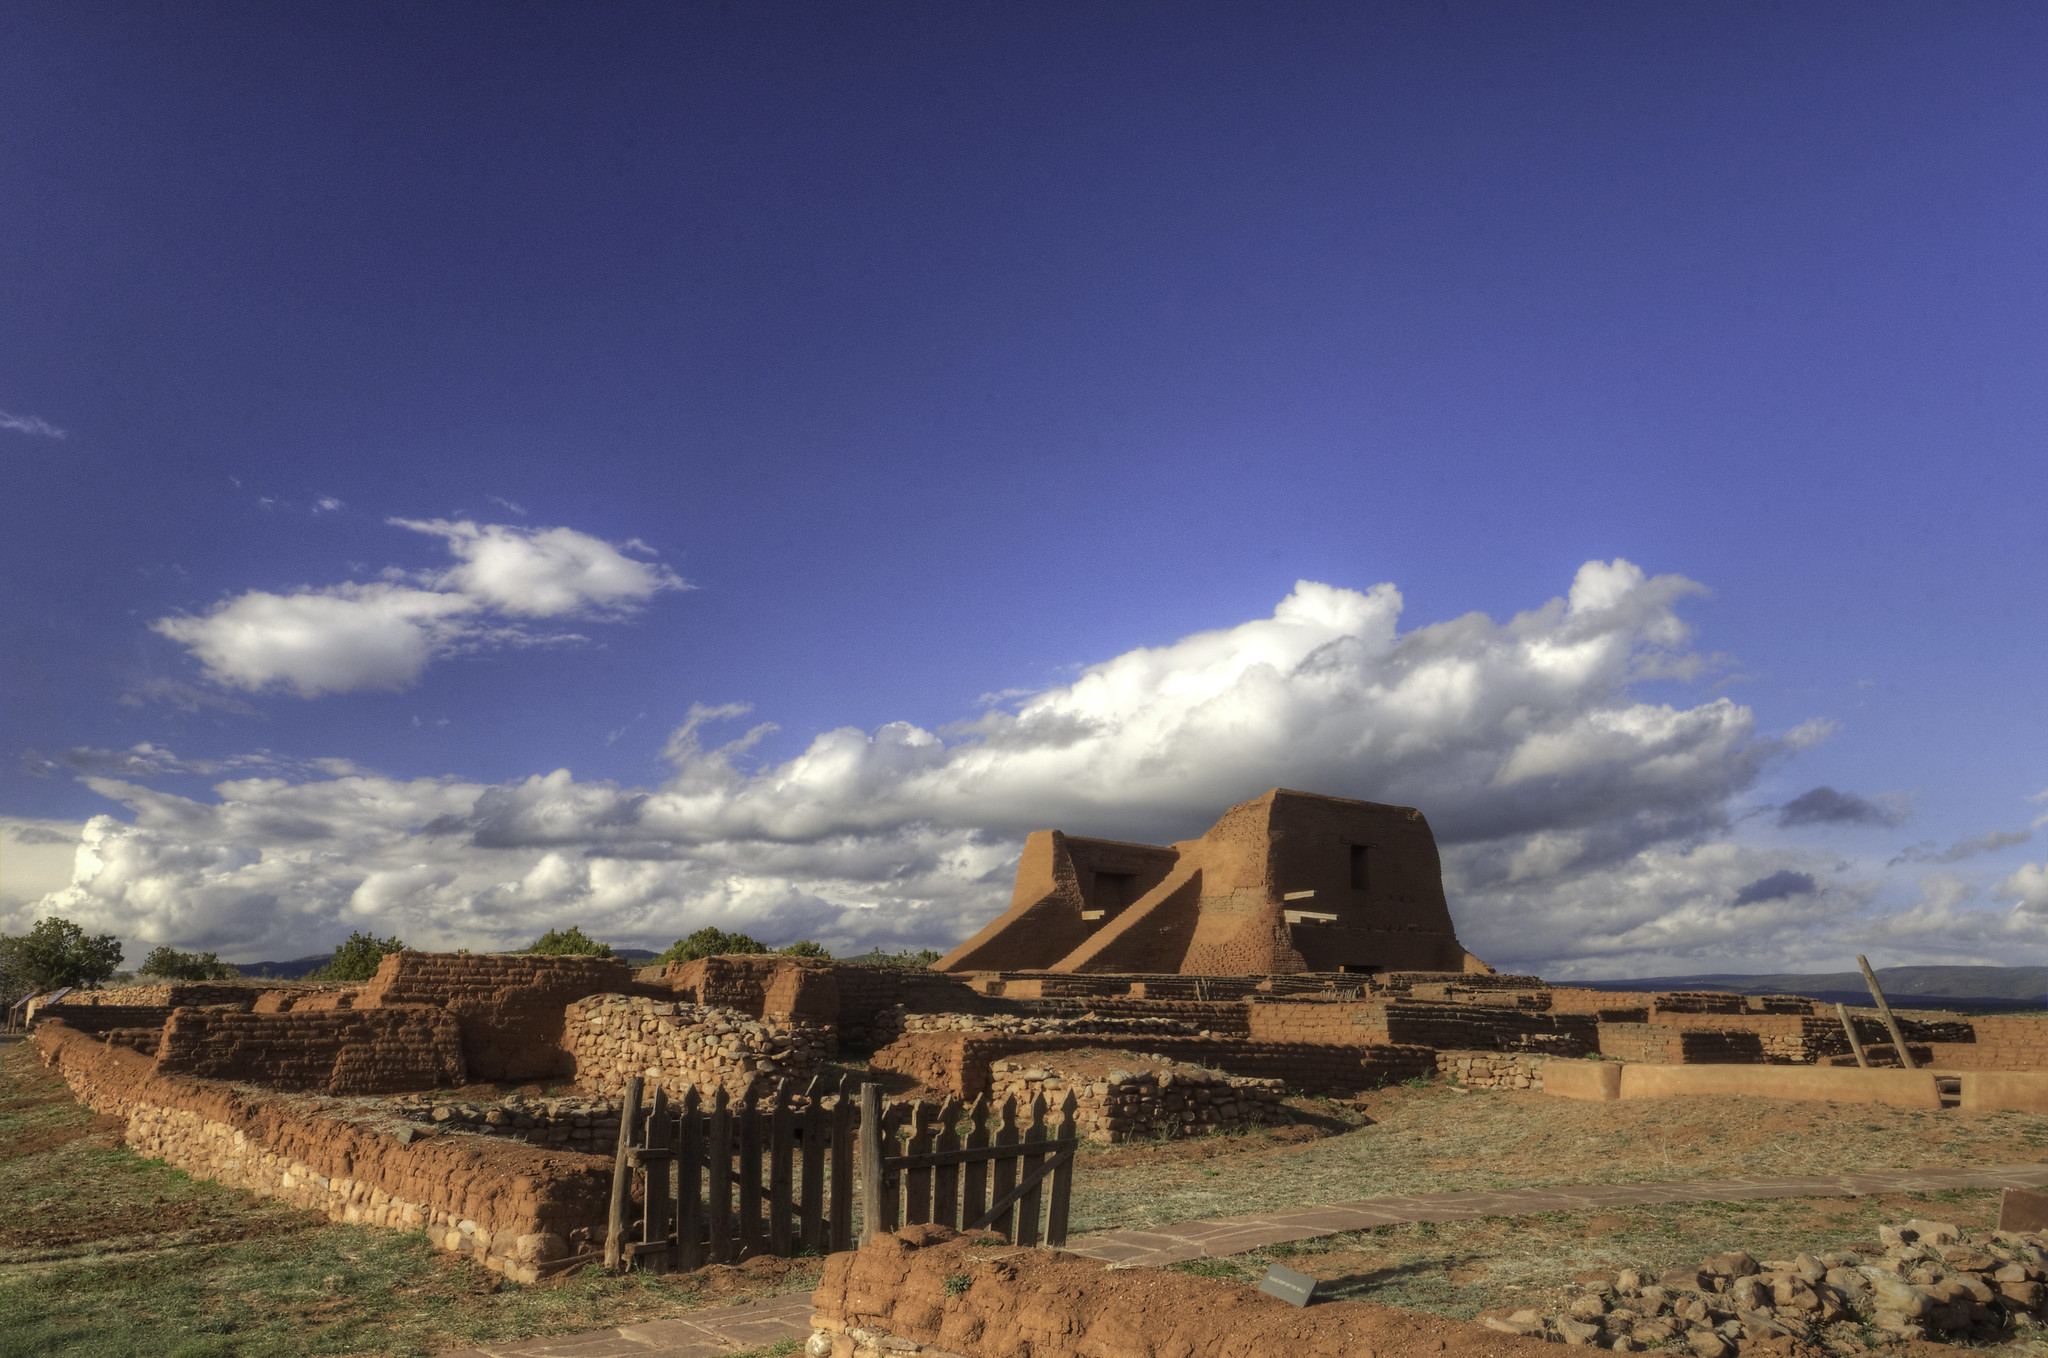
(1436, 1050, 1551, 1089)
(356, 951, 635, 1082)
(562, 994, 828, 1097)
(934, 831, 1182, 973)
(53, 982, 261, 1009)
(33, 1020, 610, 1281)
(154, 1005, 467, 1093)
(987, 1056, 1288, 1143)
(868, 1029, 1434, 1100)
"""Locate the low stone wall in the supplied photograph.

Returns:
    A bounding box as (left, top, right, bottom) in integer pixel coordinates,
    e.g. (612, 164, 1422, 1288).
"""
(356, 951, 637, 1082)
(868, 1030, 1434, 1100)
(153, 1005, 467, 1093)
(1437, 1050, 1548, 1090)
(1357, 1000, 1596, 1055)
(382, 1091, 625, 1149)
(1008, 997, 1254, 1035)
(867, 1005, 1204, 1048)
(830, 965, 998, 1048)
(53, 982, 262, 1009)
(34, 1004, 175, 1035)
(987, 1052, 1288, 1142)
(34, 1020, 611, 1280)
(562, 993, 829, 1097)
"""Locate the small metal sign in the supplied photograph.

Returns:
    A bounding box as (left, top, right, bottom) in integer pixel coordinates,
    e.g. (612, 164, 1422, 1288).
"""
(1259, 1263, 1319, 1307)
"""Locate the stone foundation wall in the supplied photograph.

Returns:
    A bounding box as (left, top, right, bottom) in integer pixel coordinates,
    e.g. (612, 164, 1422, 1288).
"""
(866, 1006, 1204, 1048)
(562, 993, 830, 1097)
(53, 982, 261, 1009)
(1352, 1001, 1597, 1055)
(987, 1056, 1287, 1142)
(33, 1020, 611, 1281)
(1437, 1049, 1549, 1089)
(868, 1030, 1435, 1100)
(382, 1091, 625, 1149)
(153, 1005, 468, 1093)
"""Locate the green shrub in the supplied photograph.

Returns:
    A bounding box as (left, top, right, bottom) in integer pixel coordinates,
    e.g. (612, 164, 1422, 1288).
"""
(1, 917, 125, 991)
(307, 930, 406, 982)
(843, 947, 943, 969)
(652, 927, 769, 965)
(521, 926, 613, 957)
(776, 939, 832, 958)
(138, 946, 241, 981)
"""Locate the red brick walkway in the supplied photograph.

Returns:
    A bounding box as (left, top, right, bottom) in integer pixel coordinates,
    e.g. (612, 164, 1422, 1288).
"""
(439, 1162, 2048, 1355)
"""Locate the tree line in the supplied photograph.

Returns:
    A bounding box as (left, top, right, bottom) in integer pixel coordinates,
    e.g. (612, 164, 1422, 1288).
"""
(3, 917, 943, 1002)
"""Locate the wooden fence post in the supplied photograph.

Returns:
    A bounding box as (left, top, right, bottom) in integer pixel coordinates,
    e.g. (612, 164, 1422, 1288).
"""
(905, 1100, 935, 1225)
(933, 1097, 961, 1230)
(961, 1096, 989, 1231)
(988, 1096, 1018, 1241)
(738, 1077, 763, 1254)
(1836, 1002, 1870, 1068)
(799, 1075, 828, 1254)
(1857, 954, 1918, 1069)
(605, 1075, 644, 1271)
(858, 1082, 884, 1245)
(1016, 1093, 1048, 1247)
(642, 1084, 672, 1270)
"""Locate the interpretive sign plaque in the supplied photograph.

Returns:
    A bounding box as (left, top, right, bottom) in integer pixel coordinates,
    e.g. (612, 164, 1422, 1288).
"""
(1259, 1263, 1318, 1307)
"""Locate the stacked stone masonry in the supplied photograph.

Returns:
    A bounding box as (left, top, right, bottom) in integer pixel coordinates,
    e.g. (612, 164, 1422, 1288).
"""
(1436, 1049, 1550, 1090)
(153, 1004, 467, 1093)
(562, 993, 829, 1098)
(987, 1056, 1287, 1142)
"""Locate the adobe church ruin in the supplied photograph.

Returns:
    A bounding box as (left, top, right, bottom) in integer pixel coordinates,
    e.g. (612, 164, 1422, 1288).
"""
(937, 788, 1490, 976)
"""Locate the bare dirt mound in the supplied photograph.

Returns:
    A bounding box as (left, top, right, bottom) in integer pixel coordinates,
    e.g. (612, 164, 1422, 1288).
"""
(812, 1222, 1763, 1358)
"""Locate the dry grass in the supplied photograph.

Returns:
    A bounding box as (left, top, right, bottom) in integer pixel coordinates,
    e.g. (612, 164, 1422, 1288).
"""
(0, 1038, 817, 1357)
(1072, 1080, 2048, 1233)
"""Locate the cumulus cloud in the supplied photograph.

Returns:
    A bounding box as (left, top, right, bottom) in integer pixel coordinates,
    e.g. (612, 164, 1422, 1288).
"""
(1731, 869, 1817, 906)
(1890, 827, 2034, 867)
(0, 409, 65, 439)
(1996, 861, 2048, 914)
(1777, 786, 1911, 828)
(32, 557, 2022, 973)
(150, 519, 686, 697)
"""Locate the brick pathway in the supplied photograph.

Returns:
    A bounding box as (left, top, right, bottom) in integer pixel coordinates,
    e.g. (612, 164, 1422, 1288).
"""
(437, 1163, 2048, 1355)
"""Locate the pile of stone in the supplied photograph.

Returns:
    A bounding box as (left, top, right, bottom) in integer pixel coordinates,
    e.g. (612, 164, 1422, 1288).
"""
(380, 1092, 624, 1149)
(1436, 1050, 1548, 1090)
(1482, 1220, 2047, 1350)
(563, 994, 829, 1098)
(987, 1057, 1287, 1143)
(870, 1005, 1205, 1045)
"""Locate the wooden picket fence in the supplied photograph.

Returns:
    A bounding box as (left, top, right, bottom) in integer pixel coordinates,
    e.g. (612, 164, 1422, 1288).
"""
(603, 1075, 1079, 1271)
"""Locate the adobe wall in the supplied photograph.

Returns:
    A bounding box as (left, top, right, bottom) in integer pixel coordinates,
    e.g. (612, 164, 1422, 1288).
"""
(808, 1224, 1557, 1358)
(150, 1005, 465, 1093)
(867, 1029, 1435, 1100)
(561, 994, 829, 1097)
(33, 1020, 611, 1280)
(1969, 1015, 2048, 1048)
(356, 951, 635, 1081)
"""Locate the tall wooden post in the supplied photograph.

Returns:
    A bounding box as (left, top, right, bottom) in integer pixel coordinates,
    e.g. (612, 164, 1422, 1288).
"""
(605, 1075, 644, 1271)
(858, 1082, 884, 1245)
(1857, 954, 1918, 1069)
(1835, 1002, 1870, 1068)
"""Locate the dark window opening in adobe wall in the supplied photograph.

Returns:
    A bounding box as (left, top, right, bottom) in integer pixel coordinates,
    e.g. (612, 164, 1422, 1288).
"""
(1349, 844, 1369, 892)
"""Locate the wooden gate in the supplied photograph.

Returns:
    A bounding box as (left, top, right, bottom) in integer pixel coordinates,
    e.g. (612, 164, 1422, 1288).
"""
(604, 1076, 1080, 1269)
(858, 1087, 1079, 1249)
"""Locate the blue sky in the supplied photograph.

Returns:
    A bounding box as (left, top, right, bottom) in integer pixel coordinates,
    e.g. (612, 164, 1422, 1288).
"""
(3, 2, 2043, 976)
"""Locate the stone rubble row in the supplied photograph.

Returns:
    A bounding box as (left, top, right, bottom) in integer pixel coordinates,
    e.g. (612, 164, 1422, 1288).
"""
(563, 994, 830, 1098)
(1482, 1219, 2048, 1350)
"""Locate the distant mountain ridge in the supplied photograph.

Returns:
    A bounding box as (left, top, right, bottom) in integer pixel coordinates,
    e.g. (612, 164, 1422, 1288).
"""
(1571, 964, 2046, 1011)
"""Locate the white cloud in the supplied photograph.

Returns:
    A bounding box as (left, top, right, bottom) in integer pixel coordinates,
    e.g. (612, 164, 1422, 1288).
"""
(30, 559, 2030, 973)
(1995, 861, 2048, 914)
(1, 818, 89, 912)
(150, 519, 685, 697)
(0, 409, 65, 439)
(314, 496, 344, 513)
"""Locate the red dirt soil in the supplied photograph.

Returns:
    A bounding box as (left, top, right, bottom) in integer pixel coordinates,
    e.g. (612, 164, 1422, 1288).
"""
(812, 1224, 1819, 1358)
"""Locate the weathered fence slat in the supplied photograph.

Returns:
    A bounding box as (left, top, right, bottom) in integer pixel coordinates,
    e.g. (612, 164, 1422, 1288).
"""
(905, 1101, 935, 1225)
(676, 1085, 703, 1272)
(737, 1078, 763, 1254)
(858, 1082, 885, 1245)
(1045, 1091, 1077, 1248)
(831, 1073, 857, 1252)
(604, 1076, 645, 1270)
(707, 1084, 732, 1263)
(768, 1079, 794, 1256)
(643, 1085, 672, 1267)
(799, 1075, 827, 1253)
(878, 1103, 902, 1235)
(1016, 1093, 1047, 1247)
(962, 1096, 989, 1230)
(988, 1096, 1018, 1240)
(932, 1097, 961, 1230)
